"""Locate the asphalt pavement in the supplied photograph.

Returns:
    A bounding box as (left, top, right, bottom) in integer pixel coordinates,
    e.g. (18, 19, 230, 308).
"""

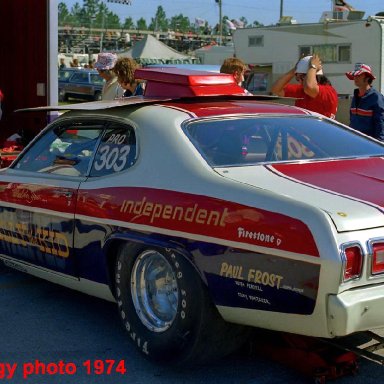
(0, 262, 383, 384)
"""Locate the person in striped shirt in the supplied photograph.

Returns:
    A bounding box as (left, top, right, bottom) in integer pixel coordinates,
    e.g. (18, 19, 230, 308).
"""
(346, 63, 384, 141)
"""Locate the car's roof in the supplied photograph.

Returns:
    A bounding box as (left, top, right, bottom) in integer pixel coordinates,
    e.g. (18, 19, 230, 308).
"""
(146, 64, 221, 73)
(59, 67, 98, 73)
(159, 99, 308, 118)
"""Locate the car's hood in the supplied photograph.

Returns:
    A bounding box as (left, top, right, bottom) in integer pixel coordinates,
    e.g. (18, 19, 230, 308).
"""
(215, 157, 384, 232)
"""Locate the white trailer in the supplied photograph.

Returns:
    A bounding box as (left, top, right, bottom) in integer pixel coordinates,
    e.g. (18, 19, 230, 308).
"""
(233, 14, 384, 123)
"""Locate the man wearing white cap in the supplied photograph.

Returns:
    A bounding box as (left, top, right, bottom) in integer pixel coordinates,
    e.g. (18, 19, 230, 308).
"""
(95, 53, 124, 100)
(271, 54, 338, 119)
(346, 63, 384, 141)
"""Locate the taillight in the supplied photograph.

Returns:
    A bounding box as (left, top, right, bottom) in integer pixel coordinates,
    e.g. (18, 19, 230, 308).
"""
(342, 245, 363, 282)
(371, 243, 384, 275)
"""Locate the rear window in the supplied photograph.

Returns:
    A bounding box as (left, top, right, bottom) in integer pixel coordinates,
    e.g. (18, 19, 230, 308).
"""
(184, 116, 384, 167)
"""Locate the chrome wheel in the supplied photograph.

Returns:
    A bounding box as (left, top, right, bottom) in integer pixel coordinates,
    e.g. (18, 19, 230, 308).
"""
(131, 249, 178, 332)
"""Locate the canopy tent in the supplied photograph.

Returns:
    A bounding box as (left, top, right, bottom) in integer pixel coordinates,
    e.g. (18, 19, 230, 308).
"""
(119, 34, 198, 65)
(192, 43, 235, 65)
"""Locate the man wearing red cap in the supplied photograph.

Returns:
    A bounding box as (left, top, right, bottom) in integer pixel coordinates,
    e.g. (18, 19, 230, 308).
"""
(346, 63, 384, 141)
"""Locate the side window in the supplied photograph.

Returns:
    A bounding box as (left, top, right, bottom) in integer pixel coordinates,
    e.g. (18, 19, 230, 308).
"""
(90, 124, 136, 177)
(70, 73, 88, 83)
(90, 73, 105, 85)
(14, 123, 103, 176)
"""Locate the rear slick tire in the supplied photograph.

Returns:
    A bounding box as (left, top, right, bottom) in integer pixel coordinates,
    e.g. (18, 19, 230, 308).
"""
(115, 243, 249, 366)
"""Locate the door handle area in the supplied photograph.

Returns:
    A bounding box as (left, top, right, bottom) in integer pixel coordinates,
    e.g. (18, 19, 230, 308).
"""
(55, 190, 73, 198)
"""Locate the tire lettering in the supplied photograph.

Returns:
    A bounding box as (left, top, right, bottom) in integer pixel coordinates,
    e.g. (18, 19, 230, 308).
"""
(142, 341, 149, 355)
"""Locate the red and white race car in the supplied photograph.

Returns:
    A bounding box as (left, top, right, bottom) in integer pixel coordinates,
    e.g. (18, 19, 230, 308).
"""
(1, 68, 384, 365)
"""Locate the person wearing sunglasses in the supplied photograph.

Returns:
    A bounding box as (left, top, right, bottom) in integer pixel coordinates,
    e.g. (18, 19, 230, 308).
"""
(94, 53, 124, 100)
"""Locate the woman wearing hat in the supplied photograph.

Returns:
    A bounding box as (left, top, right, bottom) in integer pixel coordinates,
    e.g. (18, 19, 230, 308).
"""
(95, 53, 124, 100)
(346, 63, 384, 141)
(271, 54, 338, 119)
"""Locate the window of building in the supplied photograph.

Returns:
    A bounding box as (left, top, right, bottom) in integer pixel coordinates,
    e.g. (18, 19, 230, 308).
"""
(338, 45, 351, 62)
(248, 35, 264, 47)
(299, 44, 351, 63)
(299, 46, 312, 57)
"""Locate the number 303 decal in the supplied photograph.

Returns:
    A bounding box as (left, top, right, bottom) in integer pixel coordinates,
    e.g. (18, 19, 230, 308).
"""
(94, 145, 131, 172)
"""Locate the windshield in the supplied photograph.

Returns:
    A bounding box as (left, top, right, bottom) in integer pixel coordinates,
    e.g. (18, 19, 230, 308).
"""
(184, 116, 384, 167)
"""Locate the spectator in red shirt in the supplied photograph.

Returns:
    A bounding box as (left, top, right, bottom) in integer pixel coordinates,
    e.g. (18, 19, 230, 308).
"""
(271, 54, 338, 119)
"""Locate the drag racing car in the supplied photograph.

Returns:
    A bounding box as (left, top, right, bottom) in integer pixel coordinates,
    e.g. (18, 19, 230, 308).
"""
(2, 67, 384, 365)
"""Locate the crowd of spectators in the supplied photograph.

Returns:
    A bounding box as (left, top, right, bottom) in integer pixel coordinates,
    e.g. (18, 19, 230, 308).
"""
(58, 26, 231, 55)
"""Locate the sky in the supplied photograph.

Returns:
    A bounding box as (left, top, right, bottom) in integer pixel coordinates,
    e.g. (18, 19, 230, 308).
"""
(62, 0, 384, 27)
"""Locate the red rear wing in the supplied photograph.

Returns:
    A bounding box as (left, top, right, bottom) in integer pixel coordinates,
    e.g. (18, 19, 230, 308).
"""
(135, 68, 247, 98)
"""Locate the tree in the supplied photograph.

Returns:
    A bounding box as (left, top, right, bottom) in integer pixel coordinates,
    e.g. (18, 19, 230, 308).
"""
(252, 20, 263, 27)
(222, 15, 230, 35)
(239, 16, 248, 28)
(136, 17, 148, 31)
(169, 14, 191, 33)
(58, 1, 231, 37)
(83, 0, 100, 21)
(149, 6, 168, 32)
(105, 11, 121, 29)
(58, 2, 71, 26)
(123, 16, 135, 30)
(69, 2, 85, 26)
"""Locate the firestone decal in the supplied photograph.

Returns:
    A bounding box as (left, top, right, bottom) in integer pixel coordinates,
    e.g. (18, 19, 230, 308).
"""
(237, 227, 282, 247)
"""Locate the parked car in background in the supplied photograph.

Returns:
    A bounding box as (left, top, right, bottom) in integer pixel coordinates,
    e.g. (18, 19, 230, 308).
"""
(58, 68, 105, 102)
(5, 68, 384, 367)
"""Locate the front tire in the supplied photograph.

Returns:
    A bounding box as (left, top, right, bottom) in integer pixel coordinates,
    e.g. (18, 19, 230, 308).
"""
(115, 243, 249, 365)
(94, 91, 102, 101)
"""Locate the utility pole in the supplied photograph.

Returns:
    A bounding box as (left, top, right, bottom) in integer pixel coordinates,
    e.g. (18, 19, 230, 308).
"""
(280, 0, 284, 20)
(215, 0, 222, 45)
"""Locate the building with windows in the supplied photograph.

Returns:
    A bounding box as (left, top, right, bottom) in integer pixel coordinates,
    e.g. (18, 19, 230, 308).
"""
(233, 13, 384, 98)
